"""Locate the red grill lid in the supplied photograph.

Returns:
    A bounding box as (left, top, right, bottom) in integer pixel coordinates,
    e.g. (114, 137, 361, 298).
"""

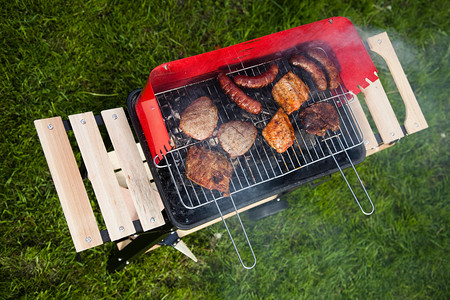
(136, 17, 378, 160)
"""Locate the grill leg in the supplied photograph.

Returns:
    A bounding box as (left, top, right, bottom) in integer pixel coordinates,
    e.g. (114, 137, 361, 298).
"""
(107, 222, 174, 272)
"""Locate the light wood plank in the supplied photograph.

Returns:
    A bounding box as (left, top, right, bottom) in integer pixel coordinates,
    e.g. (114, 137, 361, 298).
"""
(69, 112, 135, 241)
(367, 32, 428, 134)
(108, 142, 148, 171)
(34, 117, 102, 252)
(348, 94, 379, 151)
(101, 108, 165, 231)
(360, 78, 404, 144)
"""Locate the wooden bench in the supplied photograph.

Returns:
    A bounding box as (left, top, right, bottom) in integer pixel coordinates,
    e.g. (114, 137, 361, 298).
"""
(34, 32, 427, 271)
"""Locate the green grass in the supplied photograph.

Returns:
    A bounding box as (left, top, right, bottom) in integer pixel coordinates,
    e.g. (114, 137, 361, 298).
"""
(1, 0, 449, 299)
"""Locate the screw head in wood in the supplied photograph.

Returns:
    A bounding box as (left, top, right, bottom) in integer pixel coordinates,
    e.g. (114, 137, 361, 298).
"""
(47, 124, 54, 130)
(112, 114, 118, 120)
(150, 217, 155, 223)
(119, 226, 125, 232)
(80, 119, 86, 125)
(85, 236, 92, 243)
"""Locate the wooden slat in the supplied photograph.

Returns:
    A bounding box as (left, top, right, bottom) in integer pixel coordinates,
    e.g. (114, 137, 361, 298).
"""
(101, 108, 165, 231)
(69, 112, 135, 241)
(348, 94, 379, 151)
(34, 117, 102, 252)
(360, 78, 404, 144)
(367, 32, 428, 134)
(108, 142, 147, 171)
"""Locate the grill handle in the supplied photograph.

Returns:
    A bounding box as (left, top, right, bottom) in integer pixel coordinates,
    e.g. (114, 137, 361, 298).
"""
(367, 32, 428, 135)
(325, 137, 375, 215)
(214, 196, 257, 269)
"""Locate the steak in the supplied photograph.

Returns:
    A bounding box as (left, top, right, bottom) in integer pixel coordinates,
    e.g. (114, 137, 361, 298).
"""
(299, 102, 340, 136)
(262, 108, 295, 153)
(185, 146, 233, 196)
(218, 120, 257, 157)
(179, 96, 218, 140)
(271, 71, 309, 115)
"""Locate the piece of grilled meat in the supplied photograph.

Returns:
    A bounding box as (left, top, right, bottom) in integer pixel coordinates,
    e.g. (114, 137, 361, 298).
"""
(218, 120, 257, 157)
(299, 102, 340, 136)
(289, 54, 327, 91)
(218, 73, 262, 114)
(305, 48, 340, 90)
(185, 146, 233, 196)
(179, 96, 218, 140)
(271, 71, 309, 115)
(233, 64, 279, 89)
(262, 108, 295, 153)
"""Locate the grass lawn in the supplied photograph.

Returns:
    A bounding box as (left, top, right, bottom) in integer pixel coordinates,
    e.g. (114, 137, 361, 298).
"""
(1, 0, 448, 299)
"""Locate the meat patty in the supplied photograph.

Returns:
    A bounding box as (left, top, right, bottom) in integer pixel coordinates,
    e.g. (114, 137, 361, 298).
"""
(271, 71, 309, 115)
(299, 102, 340, 136)
(262, 108, 295, 153)
(305, 48, 340, 90)
(289, 54, 327, 91)
(179, 96, 218, 140)
(185, 146, 233, 196)
(218, 120, 257, 157)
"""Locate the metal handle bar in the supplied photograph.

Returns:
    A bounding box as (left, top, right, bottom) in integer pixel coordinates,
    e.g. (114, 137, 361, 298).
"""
(324, 136, 375, 215)
(213, 195, 257, 269)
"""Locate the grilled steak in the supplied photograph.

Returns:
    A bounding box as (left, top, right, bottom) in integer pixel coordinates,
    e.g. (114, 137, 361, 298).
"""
(218, 120, 257, 157)
(271, 71, 309, 115)
(262, 108, 295, 153)
(185, 146, 233, 196)
(299, 102, 340, 136)
(179, 96, 218, 140)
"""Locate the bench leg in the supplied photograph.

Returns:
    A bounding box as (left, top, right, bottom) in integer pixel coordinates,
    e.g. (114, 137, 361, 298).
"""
(107, 223, 174, 272)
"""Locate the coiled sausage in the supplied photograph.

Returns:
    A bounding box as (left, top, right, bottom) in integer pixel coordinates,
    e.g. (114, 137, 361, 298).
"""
(218, 73, 262, 114)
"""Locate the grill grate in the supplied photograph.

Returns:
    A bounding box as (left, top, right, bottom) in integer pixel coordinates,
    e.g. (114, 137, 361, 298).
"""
(153, 57, 364, 210)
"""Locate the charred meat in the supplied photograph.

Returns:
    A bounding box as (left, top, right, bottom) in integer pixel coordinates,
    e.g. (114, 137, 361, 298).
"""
(299, 102, 340, 136)
(271, 71, 309, 115)
(290, 54, 327, 91)
(218, 73, 262, 114)
(185, 146, 233, 196)
(218, 120, 257, 158)
(305, 48, 340, 90)
(233, 64, 279, 89)
(262, 108, 295, 153)
(179, 96, 218, 140)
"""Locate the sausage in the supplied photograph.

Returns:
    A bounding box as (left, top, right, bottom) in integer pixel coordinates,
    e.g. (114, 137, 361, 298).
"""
(233, 64, 279, 88)
(306, 48, 340, 90)
(289, 55, 327, 91)
(218, 73, 262, 114)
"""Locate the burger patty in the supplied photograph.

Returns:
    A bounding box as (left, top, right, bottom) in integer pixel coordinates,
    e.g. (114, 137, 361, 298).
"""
(179, 96, 218, 140)
(218, 120, 257, 157)
(299, 102, 340, 136)
(185, 145, 233, 196)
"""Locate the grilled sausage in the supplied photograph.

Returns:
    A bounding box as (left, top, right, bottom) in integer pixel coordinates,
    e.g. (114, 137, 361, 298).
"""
(306, 48, 340, 90)
(233, 64, 279, 88)
(218, 73, 262, 114)
(289, 55, 327, 91)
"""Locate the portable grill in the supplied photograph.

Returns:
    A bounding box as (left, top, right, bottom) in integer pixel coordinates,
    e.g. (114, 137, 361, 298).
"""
(34, 17, 427, 272)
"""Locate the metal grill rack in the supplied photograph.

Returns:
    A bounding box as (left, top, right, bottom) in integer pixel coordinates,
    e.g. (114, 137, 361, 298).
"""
(152, 57, 365, 210)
